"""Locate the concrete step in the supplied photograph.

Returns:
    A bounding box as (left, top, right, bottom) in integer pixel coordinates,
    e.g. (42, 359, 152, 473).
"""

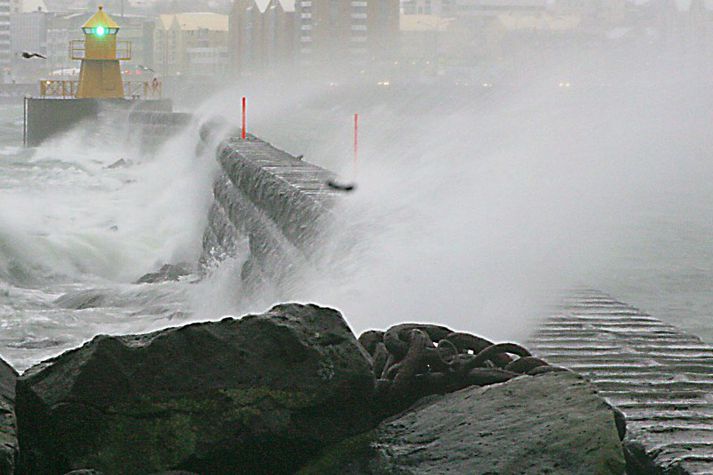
(529, 290, 713, 475)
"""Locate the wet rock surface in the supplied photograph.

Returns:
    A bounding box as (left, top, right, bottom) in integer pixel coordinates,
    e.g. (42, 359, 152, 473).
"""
(9, 301, 629, 475)
(63, 471, 199, 475)
(15, 304, 375, 475)
(0, 356, 17, 475)
(135, 263, 193, 284)
(301, 371, 627, 475)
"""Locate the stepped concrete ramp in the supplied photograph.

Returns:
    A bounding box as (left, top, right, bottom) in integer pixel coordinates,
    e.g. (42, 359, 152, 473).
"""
(529, 290, 713, 474)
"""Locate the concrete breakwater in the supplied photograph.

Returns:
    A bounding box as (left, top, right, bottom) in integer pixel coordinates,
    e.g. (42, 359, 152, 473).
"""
(128, 110, 192, 152)
(129, 111, 340, 295)
(201, 136, 339, 293)
(25, 99, 173, 147)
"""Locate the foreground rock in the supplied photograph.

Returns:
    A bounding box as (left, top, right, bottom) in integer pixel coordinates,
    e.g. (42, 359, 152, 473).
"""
(301, 371, 626, 475)
(16, 304, 375, 475)
(0, 356, 17, 475)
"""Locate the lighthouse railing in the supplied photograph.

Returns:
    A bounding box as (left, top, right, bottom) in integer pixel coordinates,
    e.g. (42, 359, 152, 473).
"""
(69, 40, 132, 61)
(39, 80, 79, 98)
(38, 79, 162, 100)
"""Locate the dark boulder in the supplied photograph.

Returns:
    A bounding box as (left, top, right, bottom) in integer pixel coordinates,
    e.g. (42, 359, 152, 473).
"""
(136, 263, 193, 284)
(63, 471, 199, 475)
(16, 304, 375, 475)
(300, 371, 626, 474)
(0, 356, 17, 475)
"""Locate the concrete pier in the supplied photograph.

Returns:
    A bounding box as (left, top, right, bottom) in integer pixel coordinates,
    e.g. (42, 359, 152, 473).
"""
(530, 290, 713, 474)
(201, 136, 338, 290)
(23, 98, 173, 146)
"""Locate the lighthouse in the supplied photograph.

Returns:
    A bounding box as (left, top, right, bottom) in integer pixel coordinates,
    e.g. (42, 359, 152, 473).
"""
(74, 5, 129, 99)
(24, 5, 172, 146)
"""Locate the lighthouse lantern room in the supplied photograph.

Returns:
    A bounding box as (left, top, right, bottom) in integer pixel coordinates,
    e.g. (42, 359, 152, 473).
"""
(73, 5, 131, 99)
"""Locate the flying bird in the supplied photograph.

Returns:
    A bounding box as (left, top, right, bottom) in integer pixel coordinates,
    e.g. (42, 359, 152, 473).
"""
(22, 52, 46, 59)
(326, 180, 357, 192)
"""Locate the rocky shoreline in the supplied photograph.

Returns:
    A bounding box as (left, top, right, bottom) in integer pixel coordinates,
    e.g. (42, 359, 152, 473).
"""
(0, 304, 625, 474)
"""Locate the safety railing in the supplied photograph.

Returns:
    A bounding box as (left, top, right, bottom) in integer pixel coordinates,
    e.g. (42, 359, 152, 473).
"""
(39, 79, 162, 99)
(39, 79, 79, 98)
(69, 40, 132, 61)
(126, 80, 163, 100)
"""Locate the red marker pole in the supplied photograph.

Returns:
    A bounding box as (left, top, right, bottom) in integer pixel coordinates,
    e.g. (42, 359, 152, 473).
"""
(241, 96, 247, 140)
(353, 113, 359, 177)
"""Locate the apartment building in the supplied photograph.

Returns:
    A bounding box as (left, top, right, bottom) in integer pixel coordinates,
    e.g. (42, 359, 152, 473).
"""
(0, 0, 10, 80)
(229, 0, 296, 77)
(155, 12, 229, 77)
(296, 0, 399, 66)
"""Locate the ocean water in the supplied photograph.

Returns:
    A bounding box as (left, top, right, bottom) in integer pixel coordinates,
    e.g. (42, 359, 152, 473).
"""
(0, 103, 218, 371)
(1, 74, 712, 372)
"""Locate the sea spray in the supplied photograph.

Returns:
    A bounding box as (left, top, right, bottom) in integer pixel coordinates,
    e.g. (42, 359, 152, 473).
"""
(190, 51, 713, 342)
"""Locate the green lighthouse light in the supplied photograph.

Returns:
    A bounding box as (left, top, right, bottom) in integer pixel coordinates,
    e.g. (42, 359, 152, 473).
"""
(95, 26, 106, 36)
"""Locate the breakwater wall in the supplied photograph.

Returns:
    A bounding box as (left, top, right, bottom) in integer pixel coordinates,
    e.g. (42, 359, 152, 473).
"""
(24, 98, 173, 147)
(128, 109, 192, 152)
(200, 136, 339, 292)
(128, 111, 340, 291)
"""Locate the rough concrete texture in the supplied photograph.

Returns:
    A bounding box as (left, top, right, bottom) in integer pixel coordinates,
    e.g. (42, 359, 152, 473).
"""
(530, 290, 713, 474)
(201, 137, 339, 290)
(16, 304, 375, 475)
(301, 371, 626, 475)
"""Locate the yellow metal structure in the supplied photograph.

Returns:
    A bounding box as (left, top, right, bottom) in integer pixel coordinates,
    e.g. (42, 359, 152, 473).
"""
(40, 80, 79, 98)
(40, 79, 162, 99)
(75, 5, 129, 99)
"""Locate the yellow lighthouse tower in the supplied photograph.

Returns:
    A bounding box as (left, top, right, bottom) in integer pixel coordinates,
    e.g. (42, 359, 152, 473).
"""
(26, 4, 170, 146)
(74, 5, 130, 99)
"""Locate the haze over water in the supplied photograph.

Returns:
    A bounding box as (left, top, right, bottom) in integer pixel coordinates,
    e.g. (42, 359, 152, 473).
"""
(1, 47, 713, 371)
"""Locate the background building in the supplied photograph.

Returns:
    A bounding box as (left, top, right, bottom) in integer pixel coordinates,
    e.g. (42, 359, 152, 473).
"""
(368, 0, 400, 60)
(155, 12, 229, 77)
(0, 0, 10, 82)
(46, 12, 83, 77)
(10, 8, 49, 82)
(229, 0, 295, 77)
(449, 0, 547, 17)
(295, 0, 399, 68)
(402, 0, 453, 16)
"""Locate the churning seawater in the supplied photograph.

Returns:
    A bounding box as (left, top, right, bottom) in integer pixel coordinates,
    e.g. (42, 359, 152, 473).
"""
(0, 103, 219, 371)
